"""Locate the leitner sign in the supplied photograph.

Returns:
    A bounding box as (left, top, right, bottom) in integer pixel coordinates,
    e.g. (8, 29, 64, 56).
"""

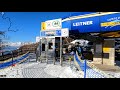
(73, 21, 93, 26)
(71, 16, 100, 33)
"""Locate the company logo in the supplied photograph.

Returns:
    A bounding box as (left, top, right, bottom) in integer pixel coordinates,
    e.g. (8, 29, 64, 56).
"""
(73, 21, 93, 26)
(52, 20, 61, 27)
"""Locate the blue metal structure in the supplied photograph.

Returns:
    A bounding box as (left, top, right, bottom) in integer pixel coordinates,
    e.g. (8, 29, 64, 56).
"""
(74, 52, 107, 78)
(100, 13, 120, 32)
(62, 12, 120, 34)
(0, 53, 29, 69)
(71, 16, 100, 33)
(70, 12, 97, 17)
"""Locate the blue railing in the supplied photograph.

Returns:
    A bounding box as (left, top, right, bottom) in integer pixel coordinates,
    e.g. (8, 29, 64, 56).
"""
(74, 52, 107, 78)
(0, 53, 29, 69)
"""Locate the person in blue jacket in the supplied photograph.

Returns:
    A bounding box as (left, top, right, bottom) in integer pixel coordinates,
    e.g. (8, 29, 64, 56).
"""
(75, 42, 84, 60)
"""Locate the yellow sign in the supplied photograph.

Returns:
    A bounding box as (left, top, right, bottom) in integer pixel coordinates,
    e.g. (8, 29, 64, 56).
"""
(103, 47, 110, 53)
(41, 22, 46, 30)
(101, 21, 120, 27)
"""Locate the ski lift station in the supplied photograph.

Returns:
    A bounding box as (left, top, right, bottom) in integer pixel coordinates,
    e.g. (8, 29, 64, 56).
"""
(38, 12, 120, 66)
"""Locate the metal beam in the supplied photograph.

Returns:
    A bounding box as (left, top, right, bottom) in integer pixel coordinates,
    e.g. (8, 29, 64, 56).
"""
(60, 37, 62, 66)
(62, 12, 120, 22)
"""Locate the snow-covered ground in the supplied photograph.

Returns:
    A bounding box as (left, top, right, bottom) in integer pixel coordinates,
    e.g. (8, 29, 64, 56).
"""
(0, 62, 39, 78)
(0, 58, 84, 78)
(2, 59, 120, 78)
(2, 53, 119, 78)
(44, 63, 83, 78)
(103, 71, 120, 78)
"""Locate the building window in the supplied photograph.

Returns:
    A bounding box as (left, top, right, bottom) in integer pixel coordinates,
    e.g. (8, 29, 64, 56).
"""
(49, 43, 53, 49)
(42, 44, 45, 51)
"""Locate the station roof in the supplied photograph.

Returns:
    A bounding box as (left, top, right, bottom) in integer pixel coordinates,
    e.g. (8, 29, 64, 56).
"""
(61, 12, 97, 20)
(62, 12, 120, 22)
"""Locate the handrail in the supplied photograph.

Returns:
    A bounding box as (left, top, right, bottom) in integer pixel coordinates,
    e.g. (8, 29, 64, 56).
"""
(0, 52, 29, 70)
(74, 51, 114, 78)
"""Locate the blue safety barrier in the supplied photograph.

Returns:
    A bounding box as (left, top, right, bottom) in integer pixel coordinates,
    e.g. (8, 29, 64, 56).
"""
(84, 60, 87, 78)
(0, 53, 29, 69)
(74, 53, 107, 78)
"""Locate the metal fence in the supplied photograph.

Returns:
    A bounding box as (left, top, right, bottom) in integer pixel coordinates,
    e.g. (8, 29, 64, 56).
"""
(0, 50, 27, 61)
(0, 52, 29, 69)
(74, 52, 114, 78)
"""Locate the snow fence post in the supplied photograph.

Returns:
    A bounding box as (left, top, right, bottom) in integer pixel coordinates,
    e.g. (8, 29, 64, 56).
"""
(84, 60, 87, 78)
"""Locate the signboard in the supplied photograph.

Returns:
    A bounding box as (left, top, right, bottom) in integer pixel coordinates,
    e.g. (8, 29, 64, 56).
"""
(103, 47, 110, 53)
(41, 22, 46, 31)
(71, 16, 100, 33)
(61, 28, 69, 37)
(46, 30, 56, 36)
(100, 13, 120, 31)
(40, 28, 69, 37)
(45, 18, 62, 30)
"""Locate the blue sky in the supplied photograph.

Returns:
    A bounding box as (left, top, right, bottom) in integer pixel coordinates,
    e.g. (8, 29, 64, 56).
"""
(1, 12, 78, 43)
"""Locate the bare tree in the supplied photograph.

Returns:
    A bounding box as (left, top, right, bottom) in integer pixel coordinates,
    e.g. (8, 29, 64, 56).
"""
(0, 31, 5, 51)
(1, 12, 18, 32)
(0, 12, 19, 51)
